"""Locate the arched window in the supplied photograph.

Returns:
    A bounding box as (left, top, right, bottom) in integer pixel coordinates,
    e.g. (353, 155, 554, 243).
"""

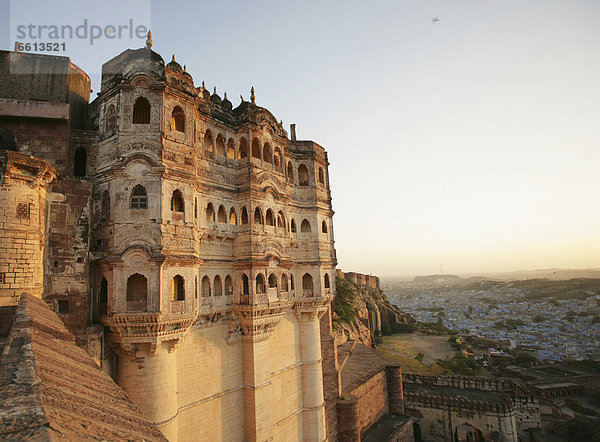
(239, 138, 248, 159)
(302, 273, 313, 291)
(318, 167, 325, 185)
(99, 277, 108, 303)
(281, 274, 288, 291)
(227, 138, 235, 159)
(171, 275, 185, 301)
(263, 143, 272, 164)
(240, 207, 249, 225)
(206, 203, 215, 223)
(74, 146, 87, 177)
(291, 219, 297, 233)
(172, 106, 185, 132)
(133, 97, 150, 124)
(251, 138, 261, 159)
(241, 274, 250, 295)
(268, 273, 277, 288)
(225, 275, 233, 296)
(214, 275, 223, 296)
(195, 276, 198, 299)
(301, 219, 311, 233)
(298, 164, 309, 186)
(101, 190, 110, 222)
(201, 275, 211, 297)
(126, 273, 147, 310)
(204, 131, 214, 153)
(105, 104, 115, 133)
(274, 148, 282, 171)
(194, 198, 198, 219)
(254, 207, 263, 225)
(216, 135, 226, 156)
(256, 274, 265, 294)
(277, 212, 284, 229)
(321, 220, 328, 234)
(229, 208, 237, 225)
(171, 190, 184, 212)
(265, 209, 275, 226)
(217, 205, 227, 223)
(324, 273, 330, 289)
(130, 185, 147, 209)
(287, 162, 294, 183)
(290, 274, 295, 290)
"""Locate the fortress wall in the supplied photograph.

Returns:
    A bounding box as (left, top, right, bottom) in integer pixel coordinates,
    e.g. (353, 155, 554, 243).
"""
(407, 403, 518, 442)
(43, 178, 91, 341)
(118, 344, 179, 441)
(269, 312, 306, 440)
(336, 270, 380, 291)
(0, 176, 46, 303)
(403, 373, 527, 394)
(176, 322, 245, 441)
(350, 369, 389, 435)
(514, 397, 541, 438)
(320, 304, 340, 441)
(0, 117, 70, 175)
(0, 152, 55, 306)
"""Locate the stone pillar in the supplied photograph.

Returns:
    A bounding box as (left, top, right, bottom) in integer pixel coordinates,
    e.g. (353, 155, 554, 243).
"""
(297, 308, 327, 442)
(241, 337, 272, 442)
(386, 365, 404, 415)
(118, 344, 179, 441)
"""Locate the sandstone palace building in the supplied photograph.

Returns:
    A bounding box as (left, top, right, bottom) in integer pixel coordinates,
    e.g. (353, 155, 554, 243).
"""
(0, 37, 340, 441)
(0, 39, 541, 442)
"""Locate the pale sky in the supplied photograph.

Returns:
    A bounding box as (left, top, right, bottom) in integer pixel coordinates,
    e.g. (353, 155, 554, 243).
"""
(3, 0, 600, 277)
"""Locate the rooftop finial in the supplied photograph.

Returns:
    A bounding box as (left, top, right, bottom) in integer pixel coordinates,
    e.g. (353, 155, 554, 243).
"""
(214, 86, 217, 94)
(171, 54, 176, 62)
(145, 30, 153, 49)
(183, 64, 187, 72)
(224, 92, 228, 99)
(202, 80, 205, 88)
(250, 86, 255, 104)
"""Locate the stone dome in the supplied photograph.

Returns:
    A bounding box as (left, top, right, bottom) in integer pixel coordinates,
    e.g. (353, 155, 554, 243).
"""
(222, 93, 232, 110)
(166, 55, 182, 73)
(210, 87, 222, 105)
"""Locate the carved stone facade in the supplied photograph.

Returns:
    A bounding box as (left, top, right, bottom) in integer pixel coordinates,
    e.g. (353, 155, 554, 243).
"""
(1, 45, 336, 441)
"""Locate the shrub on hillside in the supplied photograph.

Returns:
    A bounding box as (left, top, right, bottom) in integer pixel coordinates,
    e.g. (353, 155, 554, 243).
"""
(333, 277, 356, 325)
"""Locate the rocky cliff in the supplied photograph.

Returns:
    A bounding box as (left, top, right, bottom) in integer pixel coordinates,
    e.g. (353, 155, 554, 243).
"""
(332, 270, 414, 348)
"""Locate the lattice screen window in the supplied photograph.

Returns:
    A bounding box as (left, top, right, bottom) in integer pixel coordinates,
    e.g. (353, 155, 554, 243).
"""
(16, 202, 30, 218)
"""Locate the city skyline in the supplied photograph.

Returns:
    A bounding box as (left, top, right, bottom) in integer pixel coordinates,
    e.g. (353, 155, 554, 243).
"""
(3, 0, 599, 276)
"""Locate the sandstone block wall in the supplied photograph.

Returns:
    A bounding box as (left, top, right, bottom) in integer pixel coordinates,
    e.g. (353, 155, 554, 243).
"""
(407, 404, 518, 442)
(44, 178, 91, 341)
(351, 370, 389, 435)
(320, 305, 340, 441)
(0, 151, 55, 305)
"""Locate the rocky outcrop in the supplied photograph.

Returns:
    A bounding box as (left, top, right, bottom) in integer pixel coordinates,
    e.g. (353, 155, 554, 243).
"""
(332, 270, 413, 348)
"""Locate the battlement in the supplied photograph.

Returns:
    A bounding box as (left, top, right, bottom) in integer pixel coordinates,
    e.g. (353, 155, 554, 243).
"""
(403, 373, 531, 397)
(404, 391, 514, 415)
(336, 269, 380, 290)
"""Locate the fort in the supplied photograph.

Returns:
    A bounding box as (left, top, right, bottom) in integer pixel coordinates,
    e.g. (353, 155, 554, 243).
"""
(0, 40, 542, 441)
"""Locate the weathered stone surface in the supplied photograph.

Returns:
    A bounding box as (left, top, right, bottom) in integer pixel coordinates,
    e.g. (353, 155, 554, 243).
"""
(0, 294, 166, 441)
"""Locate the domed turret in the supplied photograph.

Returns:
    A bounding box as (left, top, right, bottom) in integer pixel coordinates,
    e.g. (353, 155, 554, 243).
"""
(166, 54, 182, 73)
(210, 87, 222, 105)
(182, 65, 193, 83)
(222, 92, 232, 110)
(200, 81, 211, 99)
